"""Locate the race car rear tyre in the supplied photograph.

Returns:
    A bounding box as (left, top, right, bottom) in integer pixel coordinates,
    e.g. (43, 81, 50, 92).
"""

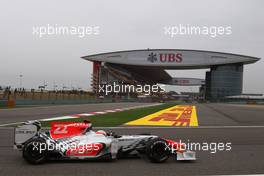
(146, 138, 170, 163)
(22, 137, 47, 164)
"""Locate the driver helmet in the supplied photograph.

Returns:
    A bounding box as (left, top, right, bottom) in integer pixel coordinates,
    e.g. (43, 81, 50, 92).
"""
(96, 130, 107, 136)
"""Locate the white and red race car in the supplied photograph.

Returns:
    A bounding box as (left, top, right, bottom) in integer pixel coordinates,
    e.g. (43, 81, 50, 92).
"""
(14, 120, 196, 164)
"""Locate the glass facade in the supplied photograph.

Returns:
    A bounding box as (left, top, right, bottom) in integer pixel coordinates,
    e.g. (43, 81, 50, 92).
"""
(206, 64, 243, 99)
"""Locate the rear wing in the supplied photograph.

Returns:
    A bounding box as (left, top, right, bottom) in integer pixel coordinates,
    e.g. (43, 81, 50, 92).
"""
(14, 121, 41, 150)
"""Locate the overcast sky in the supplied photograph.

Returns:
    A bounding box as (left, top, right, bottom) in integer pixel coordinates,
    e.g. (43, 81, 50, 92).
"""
(0, 0, 263, 93)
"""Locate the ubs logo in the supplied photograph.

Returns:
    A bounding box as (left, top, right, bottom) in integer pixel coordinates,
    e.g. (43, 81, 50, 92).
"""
(147, 52, 157, 63)
(147, 52, 183, 63)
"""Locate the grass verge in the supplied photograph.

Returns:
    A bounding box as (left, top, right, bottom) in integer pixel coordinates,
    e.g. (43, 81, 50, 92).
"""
(41, 103, 177, 127)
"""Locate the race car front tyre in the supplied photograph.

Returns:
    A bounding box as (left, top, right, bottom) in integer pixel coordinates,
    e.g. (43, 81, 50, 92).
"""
(146, 138, 170, 163)
(22, 137, 47, 164)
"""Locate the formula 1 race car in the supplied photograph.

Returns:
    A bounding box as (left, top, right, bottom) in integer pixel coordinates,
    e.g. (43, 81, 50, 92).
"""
(14, 120, 196, 164)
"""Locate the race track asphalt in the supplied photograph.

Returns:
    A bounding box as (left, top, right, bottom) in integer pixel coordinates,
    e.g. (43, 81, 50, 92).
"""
(0, 103, 264, 175)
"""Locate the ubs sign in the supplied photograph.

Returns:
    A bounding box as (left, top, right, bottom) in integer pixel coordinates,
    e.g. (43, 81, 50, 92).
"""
(147, 52, 182, 63)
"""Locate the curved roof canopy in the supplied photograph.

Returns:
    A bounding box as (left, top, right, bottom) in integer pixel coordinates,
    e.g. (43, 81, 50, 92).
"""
(82, 49, 260, 84)
(82, 49, 260, 69)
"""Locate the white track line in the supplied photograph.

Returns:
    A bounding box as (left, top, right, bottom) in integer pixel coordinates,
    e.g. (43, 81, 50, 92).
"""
(92, 112, 107, 114)
(105, 110, 116, 113)
(95, 126, 264, 129)
(41, 116, 79, 121)
(0, 122, 22, 127)
(77, 113, 94, 116)
(1, 124, 264, 129)
(39, 103, 162, 121)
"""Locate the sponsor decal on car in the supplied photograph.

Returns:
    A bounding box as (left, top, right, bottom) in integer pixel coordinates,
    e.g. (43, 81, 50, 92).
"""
(66, 143, 103, 156)
(50, 122, 90, 139)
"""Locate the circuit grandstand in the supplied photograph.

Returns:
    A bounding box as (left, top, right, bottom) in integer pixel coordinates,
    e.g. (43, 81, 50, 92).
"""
(82, 49, 260, 100)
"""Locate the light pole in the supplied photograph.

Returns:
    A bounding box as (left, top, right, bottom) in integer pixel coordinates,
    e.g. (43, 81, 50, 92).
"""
(53, 82, 58, 91)
(43, 80, 48, 90)
(19, 74, 23, 88)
